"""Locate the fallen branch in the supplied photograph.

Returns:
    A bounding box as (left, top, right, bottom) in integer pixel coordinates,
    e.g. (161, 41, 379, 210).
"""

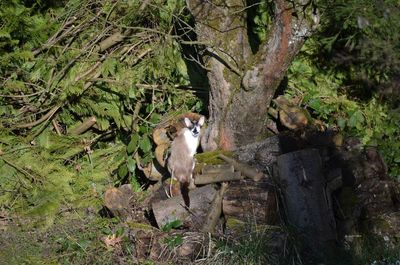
(74, 60, 103, 82)
(132, 48, 152, 66)
(218, 154, 264, 181)
(95, 30, 132, 52)
(14, 105, 61, 129)
(69, 116, 97, 135)
(52, 119, 62, 135)
(194, 171, 242, 185)
(201, 164, 234, 174)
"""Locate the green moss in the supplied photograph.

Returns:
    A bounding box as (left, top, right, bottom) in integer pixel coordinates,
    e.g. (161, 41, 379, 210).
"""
(195, 150, 233, 165)
(126, 221, 155, 231)
(225, 217, 246, 234)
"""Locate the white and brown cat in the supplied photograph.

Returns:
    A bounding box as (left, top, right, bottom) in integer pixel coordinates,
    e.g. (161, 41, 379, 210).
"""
(167, 115, 205, 207)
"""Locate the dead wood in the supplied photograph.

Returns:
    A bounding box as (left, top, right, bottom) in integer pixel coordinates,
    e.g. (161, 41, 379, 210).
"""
(69, 116, 97, 135)
(201, 182, 228, 233)
(52, 119, 62, 135)
(276, 148, 337, 252)
(104, 185, 133, 220)
(152, 127, 170, 146)
(95, 30, 130, 52)
(143, 161, 165, 181)
(14, 105, 61, 129)
(194, 171, 242, 185)
(154, 143, 169, 167)
(201, 164, 234, 174)
(222, 178, 277, 237)
(151, 185, 217, 230)
(218, 154, 264, 181)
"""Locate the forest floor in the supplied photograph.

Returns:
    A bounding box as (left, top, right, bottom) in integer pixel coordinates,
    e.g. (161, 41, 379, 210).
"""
(0, 209, 278, 265)
(1, 200, 400, 265)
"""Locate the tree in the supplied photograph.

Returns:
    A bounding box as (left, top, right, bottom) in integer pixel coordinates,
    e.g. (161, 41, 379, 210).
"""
(185, 0, 319, 151)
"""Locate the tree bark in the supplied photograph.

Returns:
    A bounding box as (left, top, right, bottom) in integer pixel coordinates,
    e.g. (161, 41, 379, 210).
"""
(276, 148, 337, 252)
(186, 0, 318, 151)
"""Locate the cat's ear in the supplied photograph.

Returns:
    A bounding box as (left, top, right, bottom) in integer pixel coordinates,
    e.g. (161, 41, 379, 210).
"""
(184, 117, 192, 127)
(198, 116, 205, 126)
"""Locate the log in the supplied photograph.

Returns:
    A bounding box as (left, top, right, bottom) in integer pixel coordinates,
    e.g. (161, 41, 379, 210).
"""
(194, 171, 242, 185)
(143, 160, 166, 182)
(154, 143, 169, 167)
(202, 182, 228, 233)
(235, 135, 299, 168)
(276, 148, 337, 252)
(222, 178, 277, 236)
(218, 154, 264, 181)
(151, 185, 217, 230)
(104, 185, 133, 220)
(201, 164, 234, 174)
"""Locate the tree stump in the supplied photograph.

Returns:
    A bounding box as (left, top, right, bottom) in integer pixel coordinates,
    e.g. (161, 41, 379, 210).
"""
(151, 185, 217, 230)
(104, 184, 133, 220)
(276, 148, 337, 252)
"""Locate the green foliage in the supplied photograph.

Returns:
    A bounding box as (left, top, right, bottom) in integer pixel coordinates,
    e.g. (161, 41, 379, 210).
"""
(0, 129, 123, 226)
(287, 54, 400, 178)
(252, 1, 272, 43)
(0, 0, 204, 225)
(0, 0, 60, 74)
(314, 0, 400, 101)
(246, 0, 273, 53)
(161, 219, 183, 232)
(163, 234, 184, 249)
(285, 0, 400, 178)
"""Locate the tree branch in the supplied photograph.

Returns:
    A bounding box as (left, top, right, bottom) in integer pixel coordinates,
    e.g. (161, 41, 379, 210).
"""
(218, 154, 264, 181)
(69, 116, 97, 135)
(194, 171, 242, 185)
(14, 105, 61, 129)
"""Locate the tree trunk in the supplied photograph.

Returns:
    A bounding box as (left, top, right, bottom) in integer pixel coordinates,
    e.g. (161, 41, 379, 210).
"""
(186, 0, 318, 151)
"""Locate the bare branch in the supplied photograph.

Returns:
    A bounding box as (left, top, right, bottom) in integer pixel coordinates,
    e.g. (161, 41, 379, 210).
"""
(69, 116, 97, 135)
(14, 105, 61, 129)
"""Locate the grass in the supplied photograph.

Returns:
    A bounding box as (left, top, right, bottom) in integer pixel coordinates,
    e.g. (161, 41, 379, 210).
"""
(0, 212, 136, 265)
(203, 228, 284, 265)
(1, 209, 399, 265)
